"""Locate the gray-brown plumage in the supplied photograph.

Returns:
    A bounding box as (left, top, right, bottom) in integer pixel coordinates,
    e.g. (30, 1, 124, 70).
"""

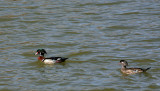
(119, 60, 151, 74)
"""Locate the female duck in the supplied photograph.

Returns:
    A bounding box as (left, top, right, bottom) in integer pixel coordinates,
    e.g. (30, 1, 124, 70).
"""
(119, 60, 151, 74)
(35, 49, 68, 64)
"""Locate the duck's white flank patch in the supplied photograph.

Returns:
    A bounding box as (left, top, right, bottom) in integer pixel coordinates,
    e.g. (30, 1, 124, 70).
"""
(43, 59, 56, 64)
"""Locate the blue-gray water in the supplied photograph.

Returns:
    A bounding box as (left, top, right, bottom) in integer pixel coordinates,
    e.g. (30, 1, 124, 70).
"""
(0, 0, 160, 91)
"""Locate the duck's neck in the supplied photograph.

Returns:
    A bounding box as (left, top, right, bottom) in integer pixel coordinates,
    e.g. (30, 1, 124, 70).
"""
(121, 65, 127, 70)
(38, 56, 45, 61)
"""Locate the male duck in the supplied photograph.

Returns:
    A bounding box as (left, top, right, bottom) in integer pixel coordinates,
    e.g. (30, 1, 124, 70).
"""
(35, 49, 68, 64)
(119, 60, 151, 74)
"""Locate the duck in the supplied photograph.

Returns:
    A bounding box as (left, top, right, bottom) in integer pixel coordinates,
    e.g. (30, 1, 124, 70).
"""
(119, 60, 151, 74)
(35, 49, 68, 64)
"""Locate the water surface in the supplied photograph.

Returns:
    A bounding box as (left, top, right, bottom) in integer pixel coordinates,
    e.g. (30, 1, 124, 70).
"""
(0, 0, 160, 91)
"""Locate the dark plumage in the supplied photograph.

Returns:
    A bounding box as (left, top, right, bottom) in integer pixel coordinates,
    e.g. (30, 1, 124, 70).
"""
(119, 60, 151, 74)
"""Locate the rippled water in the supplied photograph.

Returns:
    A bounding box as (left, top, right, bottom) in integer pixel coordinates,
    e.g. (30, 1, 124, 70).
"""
(0, 0, 160, 91)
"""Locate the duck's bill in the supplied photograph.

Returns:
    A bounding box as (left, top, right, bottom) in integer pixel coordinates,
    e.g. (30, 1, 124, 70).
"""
(35, 52, 38, 55)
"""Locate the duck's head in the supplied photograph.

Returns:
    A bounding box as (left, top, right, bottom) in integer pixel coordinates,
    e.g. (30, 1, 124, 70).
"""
(120, 60, 128, 67)
(35, 49, 47, 56)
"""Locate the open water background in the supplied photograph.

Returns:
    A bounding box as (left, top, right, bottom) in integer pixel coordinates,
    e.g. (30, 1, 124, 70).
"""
(0, 0, 160, 91)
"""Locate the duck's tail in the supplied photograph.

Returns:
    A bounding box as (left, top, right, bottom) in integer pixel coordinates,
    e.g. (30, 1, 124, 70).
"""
(59, 57, 68, 62)
(62, 58, 68, 61)
(144, 67, 151, 72)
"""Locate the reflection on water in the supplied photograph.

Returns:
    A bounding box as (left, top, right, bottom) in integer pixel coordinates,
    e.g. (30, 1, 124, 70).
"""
(0, 0, 160, 91)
